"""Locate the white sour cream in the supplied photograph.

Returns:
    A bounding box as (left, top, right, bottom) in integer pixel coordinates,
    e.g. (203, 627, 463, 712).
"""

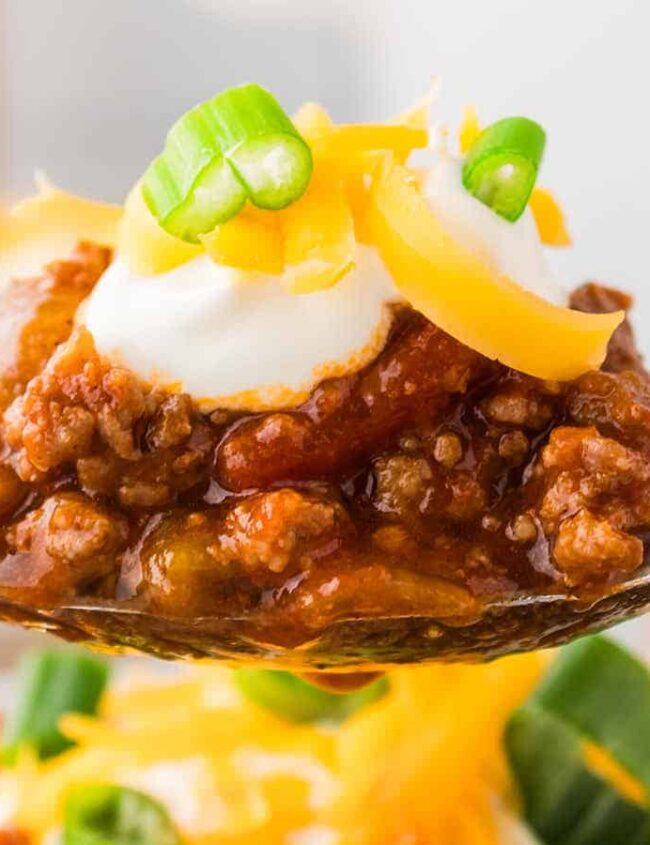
(84, 246, 400, 412)
(84, 156, 565, 412)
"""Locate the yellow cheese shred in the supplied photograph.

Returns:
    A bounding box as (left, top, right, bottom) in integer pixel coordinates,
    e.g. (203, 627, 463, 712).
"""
(281, 169, 356, 294)
(583, 741, 649, 808)
(119, 183, 202, 275)
(0, 177, 122, 290)
(365, 159, 620, 381)
(202, 207, 284, 275)
(459, 104, 482, 154)
(528, 187, 572, 247)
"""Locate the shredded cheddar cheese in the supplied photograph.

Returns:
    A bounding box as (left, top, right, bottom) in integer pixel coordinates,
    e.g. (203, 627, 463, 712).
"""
(0, 656, 547, 845)
(202, 207, 284, 276)
(120, 183, 202, 276)
(583, 741, 648, 809)
(459, 104, 482, 154)
(365, 159, 621, 380)
(0, 178, 122, 291)
(281, 169, 356, 294)
(528, 187, 572, 247)
(7, 91, 615, 388)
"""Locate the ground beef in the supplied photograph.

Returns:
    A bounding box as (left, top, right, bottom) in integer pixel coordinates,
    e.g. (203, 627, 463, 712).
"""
(571, 282, 645, 375)
(216, 314, 487, 490)
(1, 492, 127, 605)
(130, 488, 351, 617)
(0, 243, 110, 411)
(0, 248, 648, 649)
(538, 426, 650, 585)
(553, 510, 643, 585)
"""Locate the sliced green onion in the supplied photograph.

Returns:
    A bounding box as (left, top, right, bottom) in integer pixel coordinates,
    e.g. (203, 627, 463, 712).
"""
(142, 83, 313, 243)
(462, 116, 546, 222)
(505, 637, 650, 845)
(234, 669, 389, 724)
(63, 784, 181, 845)
(3, 649, 109, 764)
(143, 154, 247, 244)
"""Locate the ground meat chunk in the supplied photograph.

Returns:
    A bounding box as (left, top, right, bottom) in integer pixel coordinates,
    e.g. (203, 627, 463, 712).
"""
(570, 283, 645, 374)
(1, 238, 650, 649)
(216, 315, 487, 490)
(135, 489, 351, 616)
(553, 510, 643, 585)
(3, 327, 152, 478)
(540, 427, 650, 531)
(538, 427, 649, 582)
(0, 493, 127, 604)
(373, 454, 434, 519)
(7, 401, 96, 478)
(220, 489, 350, 574)
(567, 371, 650, 455)
(498, 431, 530, 466)
(482, 375, 557, 430)
(372, 449, 493, 527)
(432, 431, 463, 468)
(40, 493, 127, 563)
(507, 513, 538, 544)
(146, 395, 193, 450)
(445, 472, 488, 521)
(0, 243, 111, 410)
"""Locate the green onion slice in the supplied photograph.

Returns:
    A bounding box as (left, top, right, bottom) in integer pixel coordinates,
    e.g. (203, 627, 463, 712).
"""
(462, 116, 546, 222)
(234, 669, 389, 724)
(3, 649, 109, 763)
(142, 83, 313, 243)
(505, 637, 650, 845)
(63, 784, 181, 845)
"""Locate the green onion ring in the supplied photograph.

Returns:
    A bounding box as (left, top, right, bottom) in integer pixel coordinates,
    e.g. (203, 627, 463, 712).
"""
(142, 83, 313, 243)
(235, 669, 389, 724)
(462, 116, 546, 222)
(3, 649, 109, 764)
(63, 784, 181, 845)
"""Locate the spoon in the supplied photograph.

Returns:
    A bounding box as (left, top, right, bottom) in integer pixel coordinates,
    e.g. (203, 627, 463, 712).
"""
(1, 565, 648, 670)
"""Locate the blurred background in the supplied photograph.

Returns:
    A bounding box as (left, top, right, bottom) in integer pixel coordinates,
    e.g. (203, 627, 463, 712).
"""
(0, 0, 648, 667)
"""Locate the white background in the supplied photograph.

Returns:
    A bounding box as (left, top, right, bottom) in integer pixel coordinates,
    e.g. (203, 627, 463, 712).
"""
(1, 0, 649, 662)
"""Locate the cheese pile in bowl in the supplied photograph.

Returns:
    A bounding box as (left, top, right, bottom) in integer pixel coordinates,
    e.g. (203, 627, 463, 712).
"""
(0, 653, 546, 845)
(3, 638, 649, 845)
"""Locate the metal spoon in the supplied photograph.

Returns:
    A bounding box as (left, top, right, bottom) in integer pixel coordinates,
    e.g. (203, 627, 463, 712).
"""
(1, 565, 648, 670)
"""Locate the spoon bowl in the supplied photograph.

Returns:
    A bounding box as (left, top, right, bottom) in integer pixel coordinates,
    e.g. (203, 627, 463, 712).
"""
(2, 568, 649, 670)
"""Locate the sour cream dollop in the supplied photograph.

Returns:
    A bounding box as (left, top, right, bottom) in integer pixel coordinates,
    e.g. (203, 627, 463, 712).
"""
(84, 157, 564, 412)
(84, 246, 400, 412)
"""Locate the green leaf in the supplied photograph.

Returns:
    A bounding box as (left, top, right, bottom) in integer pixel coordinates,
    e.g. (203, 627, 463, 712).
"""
(4, 649, 109, 763)
(63, 784, 182, 845)
(505, 636, 650, 845)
